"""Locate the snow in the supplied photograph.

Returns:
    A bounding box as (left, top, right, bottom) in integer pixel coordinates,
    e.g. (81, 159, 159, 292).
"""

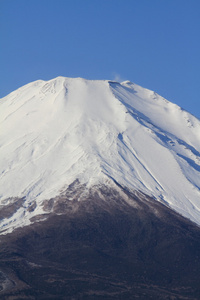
(0, 76, 200, 233)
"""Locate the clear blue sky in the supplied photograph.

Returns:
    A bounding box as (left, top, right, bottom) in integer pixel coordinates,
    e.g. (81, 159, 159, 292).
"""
(1, 0, 200, 118)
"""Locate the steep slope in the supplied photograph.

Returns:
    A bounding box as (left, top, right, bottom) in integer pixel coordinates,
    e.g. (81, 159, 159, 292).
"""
(0, 77, 200, 234)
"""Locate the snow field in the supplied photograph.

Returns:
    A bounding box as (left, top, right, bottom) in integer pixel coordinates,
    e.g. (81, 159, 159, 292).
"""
(0, 76, 200, 233)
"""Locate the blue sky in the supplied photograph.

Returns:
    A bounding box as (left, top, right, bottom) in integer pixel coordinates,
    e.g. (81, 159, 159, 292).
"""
(1, 0, 200, 118)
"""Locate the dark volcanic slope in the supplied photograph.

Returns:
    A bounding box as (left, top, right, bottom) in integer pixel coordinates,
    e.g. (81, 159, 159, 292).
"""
(0, 183, 200, 299)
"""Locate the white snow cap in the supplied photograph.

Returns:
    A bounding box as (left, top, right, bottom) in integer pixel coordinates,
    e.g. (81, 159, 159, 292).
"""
(1, 76, 200, 229)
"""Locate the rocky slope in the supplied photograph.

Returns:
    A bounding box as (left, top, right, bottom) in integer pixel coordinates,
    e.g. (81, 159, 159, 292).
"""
(0, 182, 200, 299)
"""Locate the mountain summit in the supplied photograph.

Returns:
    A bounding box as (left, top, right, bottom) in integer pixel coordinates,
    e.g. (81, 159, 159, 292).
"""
(1, 76, 200, 234)
(1, 77, 200, 298)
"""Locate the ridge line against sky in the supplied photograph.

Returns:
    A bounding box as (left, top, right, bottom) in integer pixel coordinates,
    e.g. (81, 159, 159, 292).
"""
(0, 0, 200, 119)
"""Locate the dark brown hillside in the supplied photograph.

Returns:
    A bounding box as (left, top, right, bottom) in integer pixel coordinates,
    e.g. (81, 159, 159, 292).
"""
(0, 183, 200, 299)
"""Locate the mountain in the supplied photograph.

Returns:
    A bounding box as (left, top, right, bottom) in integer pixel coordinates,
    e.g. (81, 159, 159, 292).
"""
(1, 77, 200, 232)
(0, 77, 200, 299)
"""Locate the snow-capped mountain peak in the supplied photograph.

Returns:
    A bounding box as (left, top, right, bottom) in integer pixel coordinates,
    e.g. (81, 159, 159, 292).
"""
(1, 77, 200, 233)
